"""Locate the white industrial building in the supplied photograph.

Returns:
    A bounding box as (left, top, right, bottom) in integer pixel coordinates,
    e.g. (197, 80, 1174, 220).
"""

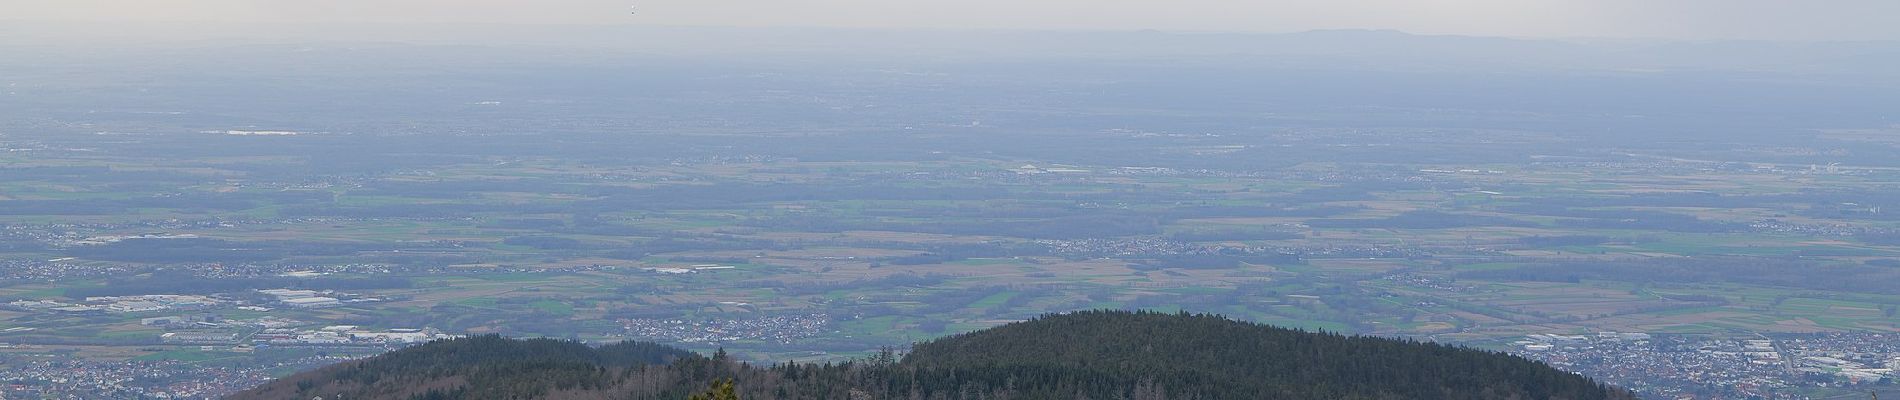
(281, 297, 341, 308)
(140, 316, 182, 326)
(258, 289, 322, 299)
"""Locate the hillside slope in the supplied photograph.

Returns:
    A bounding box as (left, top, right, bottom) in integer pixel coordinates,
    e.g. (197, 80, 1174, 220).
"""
(904, 310, 1621, 399)
(232, 310, 1631, 400)
(235, 336, 697, 399)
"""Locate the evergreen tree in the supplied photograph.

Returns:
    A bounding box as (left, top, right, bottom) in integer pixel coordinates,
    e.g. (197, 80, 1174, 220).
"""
(689, 379, 739, 400)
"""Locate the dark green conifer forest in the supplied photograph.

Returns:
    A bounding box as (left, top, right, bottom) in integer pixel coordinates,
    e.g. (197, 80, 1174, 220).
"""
(233, 310, 1633, 400)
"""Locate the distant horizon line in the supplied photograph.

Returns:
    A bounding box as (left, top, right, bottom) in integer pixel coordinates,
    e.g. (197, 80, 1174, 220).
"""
(6, 19, 1897, 44)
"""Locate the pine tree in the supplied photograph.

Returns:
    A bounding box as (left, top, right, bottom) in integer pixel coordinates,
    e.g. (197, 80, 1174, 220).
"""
(689, 378, 739, 400)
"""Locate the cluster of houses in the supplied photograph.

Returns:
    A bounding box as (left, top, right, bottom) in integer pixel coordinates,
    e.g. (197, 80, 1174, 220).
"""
(1515, 331, 1900, 398)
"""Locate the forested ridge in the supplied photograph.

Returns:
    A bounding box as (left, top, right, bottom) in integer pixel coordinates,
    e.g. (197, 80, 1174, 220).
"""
(231, 310, 1631, 400)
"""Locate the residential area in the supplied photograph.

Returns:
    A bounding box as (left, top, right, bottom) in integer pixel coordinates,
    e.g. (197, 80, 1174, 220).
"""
(1514, 332, 1900, 399)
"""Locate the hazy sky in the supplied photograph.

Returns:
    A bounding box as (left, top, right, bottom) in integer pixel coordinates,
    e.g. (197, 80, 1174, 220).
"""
(5, 0, 1899, 40)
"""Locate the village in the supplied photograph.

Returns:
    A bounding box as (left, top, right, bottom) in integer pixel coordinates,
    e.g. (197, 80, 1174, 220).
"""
(1514, 332, 1900, 399)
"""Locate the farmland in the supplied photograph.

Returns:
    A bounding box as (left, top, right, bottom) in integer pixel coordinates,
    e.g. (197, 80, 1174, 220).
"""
(3, 125, 1899, 363)
(4, 30, 1900, 397)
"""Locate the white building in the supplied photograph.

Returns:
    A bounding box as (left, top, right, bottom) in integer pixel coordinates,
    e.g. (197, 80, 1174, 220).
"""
(1805, 356, 1855, 368)
(282, 297, 341, 308)
(259, 289, 322, 299)
(108, 301, 166, 313)
(350, 331, 434, 343)
(140, 316, 181, 326)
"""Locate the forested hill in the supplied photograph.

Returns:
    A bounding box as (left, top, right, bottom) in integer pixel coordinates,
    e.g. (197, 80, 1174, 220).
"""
(232, 310, 1631, 400)
(233, 336, 699, 399)
(904, 310, 1627, 399)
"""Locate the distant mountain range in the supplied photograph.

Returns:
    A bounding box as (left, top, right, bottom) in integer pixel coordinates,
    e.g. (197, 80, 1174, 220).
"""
(232, 310, 1631, 399)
